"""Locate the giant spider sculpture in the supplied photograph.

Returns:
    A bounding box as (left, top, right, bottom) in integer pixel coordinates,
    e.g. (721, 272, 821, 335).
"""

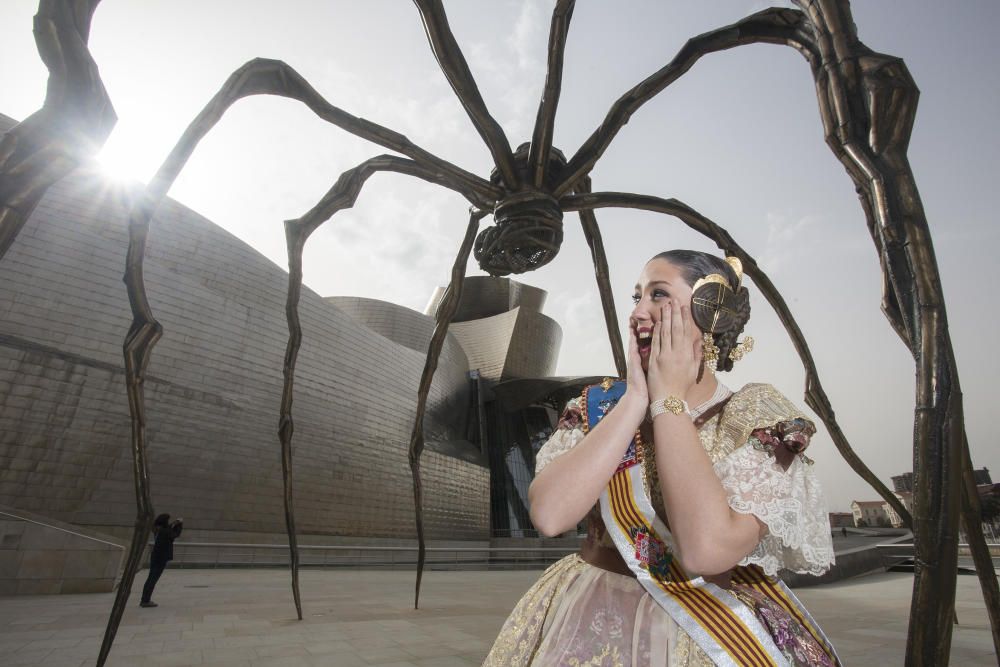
(1, 1, 998, 666)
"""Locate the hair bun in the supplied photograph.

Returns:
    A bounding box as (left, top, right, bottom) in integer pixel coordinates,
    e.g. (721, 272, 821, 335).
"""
(691, 279, 741, 335)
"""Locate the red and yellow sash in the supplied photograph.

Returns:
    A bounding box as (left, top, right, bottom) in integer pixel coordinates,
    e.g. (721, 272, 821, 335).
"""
(583, 381, 841, 667)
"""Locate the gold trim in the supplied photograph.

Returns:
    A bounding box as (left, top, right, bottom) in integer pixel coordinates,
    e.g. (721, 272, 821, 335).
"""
(725, 256, 744, 287)
(691, 273, 729, 293)
(650, 395, 688, 418)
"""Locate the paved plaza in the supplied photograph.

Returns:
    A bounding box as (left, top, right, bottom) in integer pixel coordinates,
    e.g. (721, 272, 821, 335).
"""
(0, 566, 994, 666)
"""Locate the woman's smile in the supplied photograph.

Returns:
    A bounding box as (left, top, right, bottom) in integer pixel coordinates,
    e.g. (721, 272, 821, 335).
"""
(636, 326, 653, 361)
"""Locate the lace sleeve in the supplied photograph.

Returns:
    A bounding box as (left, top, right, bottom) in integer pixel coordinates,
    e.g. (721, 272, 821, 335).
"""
(534, 396, 585, 474)
(713, 420, 835, 576)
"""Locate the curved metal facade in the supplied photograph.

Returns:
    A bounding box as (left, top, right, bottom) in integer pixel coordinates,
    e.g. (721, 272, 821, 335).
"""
(428, 277, 561, 382)
(0, 135, 486, 540)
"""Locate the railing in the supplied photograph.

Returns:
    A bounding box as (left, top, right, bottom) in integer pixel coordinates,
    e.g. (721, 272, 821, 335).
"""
(875, 542, 1000, 571)
(162, 542, 578, 568)
(0, 509, 123, 549)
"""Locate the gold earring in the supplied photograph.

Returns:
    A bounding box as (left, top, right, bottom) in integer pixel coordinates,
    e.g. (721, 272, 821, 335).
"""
(702, 332, 720, 374)
(728, 336, 754, 363)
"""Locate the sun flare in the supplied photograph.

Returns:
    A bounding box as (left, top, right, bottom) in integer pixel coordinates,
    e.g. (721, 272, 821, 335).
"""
(95, 140, 147, 185)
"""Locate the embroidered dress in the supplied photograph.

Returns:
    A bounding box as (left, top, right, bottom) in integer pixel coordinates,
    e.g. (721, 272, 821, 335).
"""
(484, 382, 838, 667)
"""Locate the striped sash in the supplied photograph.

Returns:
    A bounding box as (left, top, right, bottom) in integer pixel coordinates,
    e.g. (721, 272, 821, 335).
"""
(583, 381, 841, 667)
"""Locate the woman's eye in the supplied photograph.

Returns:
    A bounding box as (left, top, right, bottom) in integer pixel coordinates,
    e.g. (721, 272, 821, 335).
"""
(652, 290, 668, 299)
(631, 294, 641, 304)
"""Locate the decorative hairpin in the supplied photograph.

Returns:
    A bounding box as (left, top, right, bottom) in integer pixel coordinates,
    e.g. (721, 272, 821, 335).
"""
(728, 336, 754, 362)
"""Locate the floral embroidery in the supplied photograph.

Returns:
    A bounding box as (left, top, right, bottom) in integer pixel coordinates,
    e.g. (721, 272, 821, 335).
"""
(714, 443, 835, 576)
(588, 609, 625, 640)
(780, 417, 814, 453)
(749, 417, 816, 465)
(731, 585, 836, 666)
(566, 644, 624, 667)
(749, 429, 782, 453)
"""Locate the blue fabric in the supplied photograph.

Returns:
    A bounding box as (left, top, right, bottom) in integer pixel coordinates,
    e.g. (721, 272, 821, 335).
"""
(585, 380, 626, 429)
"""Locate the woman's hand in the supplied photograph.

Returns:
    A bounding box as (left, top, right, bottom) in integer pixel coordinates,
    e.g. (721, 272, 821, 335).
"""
(647, 298, 702, 401)
(625, 325, 648, 403)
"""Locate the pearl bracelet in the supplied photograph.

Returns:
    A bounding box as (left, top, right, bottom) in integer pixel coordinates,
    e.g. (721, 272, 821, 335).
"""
(649, 395, 691, 419)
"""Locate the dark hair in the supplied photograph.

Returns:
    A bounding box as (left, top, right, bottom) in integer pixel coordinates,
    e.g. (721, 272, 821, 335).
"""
(153, 513, 170, 529)
(650, 249, 751, 373)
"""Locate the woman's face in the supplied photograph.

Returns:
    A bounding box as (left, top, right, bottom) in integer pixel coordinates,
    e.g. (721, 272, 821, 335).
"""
(629, 258, 694, 371)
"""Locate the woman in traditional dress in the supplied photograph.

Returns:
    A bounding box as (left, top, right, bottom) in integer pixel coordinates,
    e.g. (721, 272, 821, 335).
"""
(484, 250, 839, 666)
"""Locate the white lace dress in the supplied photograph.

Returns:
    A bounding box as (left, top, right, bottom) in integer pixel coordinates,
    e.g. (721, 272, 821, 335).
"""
(483, 383, 836, 666)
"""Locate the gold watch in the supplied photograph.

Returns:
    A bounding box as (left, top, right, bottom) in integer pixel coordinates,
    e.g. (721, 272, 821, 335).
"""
(649, 396, 690, 419)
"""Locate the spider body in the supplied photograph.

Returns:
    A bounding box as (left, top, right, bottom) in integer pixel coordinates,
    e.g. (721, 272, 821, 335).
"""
(478, 142, 568, 275)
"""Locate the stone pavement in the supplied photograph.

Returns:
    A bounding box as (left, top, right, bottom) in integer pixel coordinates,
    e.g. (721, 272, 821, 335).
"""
(0, 567, 994, 666)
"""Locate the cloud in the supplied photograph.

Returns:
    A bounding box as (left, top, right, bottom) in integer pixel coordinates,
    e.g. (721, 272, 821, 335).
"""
(510, 0, 547, 72)
(757, 209, 870, 277)
(551, 289, 617, 376)
(757, 211, 820, 272)
(460, 0, 550, 142)
(299, 178, 470, 313)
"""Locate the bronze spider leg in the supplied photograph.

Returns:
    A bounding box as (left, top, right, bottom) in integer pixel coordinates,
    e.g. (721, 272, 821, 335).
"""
(108, 156, 485, 667)
(574, 177, 626, 377)
(562, 192, 996, 662)
(407, 0, 581, 606)
(109, 156, 485, 667)
(408, 210, 485, 609)
(108, 57, 496, 664)
(553, 7, 815, 197)
(550, 0, 995, 658)
(412, 0, 519, 189)
(961, 430, 1000, 656)
(561, 190, 910, 521)
(791, 3, 996, 660)
(282, 161, 486, 616)
(527, 0, 576, 189)
(0, 0, 115, 260)
(100, 196, 164, 667)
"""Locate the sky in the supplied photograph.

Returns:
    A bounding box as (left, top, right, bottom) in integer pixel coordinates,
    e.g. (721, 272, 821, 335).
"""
(1, 0, 998, 512)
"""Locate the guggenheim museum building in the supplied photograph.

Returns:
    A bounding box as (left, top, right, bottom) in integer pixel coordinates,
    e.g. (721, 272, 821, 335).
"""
(0, 113, 598, 552)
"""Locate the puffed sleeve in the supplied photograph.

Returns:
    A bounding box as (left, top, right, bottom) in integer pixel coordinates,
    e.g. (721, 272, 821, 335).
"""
(713, 416, 835, 577)
(534, 395, 586, 475)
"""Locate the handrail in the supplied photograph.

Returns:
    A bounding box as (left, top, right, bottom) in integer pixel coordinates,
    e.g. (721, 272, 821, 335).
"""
(153, 541, 579, 568)
(0, 509, 124, 549)
(159, 542, 575, 551)
(874, 543, 1000, 548)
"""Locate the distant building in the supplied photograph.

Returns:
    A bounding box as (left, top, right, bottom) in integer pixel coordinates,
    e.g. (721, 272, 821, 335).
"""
(979, 483, 1000, 499)
(891, 472, 914, 493)
(883, 492, 911, 528)
(851, 500, 892, 528)
(973, 467, 993, 485)
(828, 512, 854, 528)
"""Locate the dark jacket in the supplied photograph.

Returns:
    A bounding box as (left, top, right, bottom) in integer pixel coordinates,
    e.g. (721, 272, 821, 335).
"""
(150, 520, 183, 565)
